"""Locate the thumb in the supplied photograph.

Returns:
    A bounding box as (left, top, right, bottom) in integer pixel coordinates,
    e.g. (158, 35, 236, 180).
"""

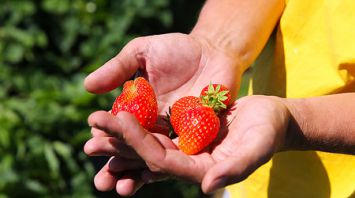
(88, 111, 208, 182)
(84, 37, 148, 94)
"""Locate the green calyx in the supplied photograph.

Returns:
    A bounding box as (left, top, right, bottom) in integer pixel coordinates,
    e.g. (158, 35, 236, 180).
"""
(201, 83, 229, 113)
(165, 107, 177, 138)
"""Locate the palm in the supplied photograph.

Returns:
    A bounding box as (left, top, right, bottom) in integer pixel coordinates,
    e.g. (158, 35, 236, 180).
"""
(156, 96, 289, 188)
(84, 96, 290, 194)
(131, 33, 240, 113)
(85, 33, 239, 113)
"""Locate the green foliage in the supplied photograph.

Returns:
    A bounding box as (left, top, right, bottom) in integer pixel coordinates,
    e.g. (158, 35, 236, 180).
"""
(0, 0, 204, 197)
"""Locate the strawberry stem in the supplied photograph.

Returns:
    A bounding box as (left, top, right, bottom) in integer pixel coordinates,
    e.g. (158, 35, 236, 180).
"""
(201, 83, 229, 113)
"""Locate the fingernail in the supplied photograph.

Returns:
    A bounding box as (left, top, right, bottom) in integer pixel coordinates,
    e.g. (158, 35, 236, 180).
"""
(208, 178, 227, 193)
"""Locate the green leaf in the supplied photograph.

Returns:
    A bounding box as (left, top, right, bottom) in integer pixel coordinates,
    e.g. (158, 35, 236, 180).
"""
(25, 180, 48, 194)
(4, 43, 24, 63)
(219, 96, 228, 101)
(53, 141, 72, 159)
(218, 90, 229, 96)
(215, 84, 221, 92)
(44, 143, 59, 178)
(208, 82, 214, 93)
(42, 0, 70, 14)
(0, 194, 9, 198)
(0, 155, 18, 185)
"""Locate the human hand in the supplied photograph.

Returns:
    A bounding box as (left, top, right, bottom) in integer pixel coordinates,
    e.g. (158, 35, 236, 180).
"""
(85, 95, 291, 195)
(83, 32, 244, 196)
(84, 122, 176, 196)
(84, 33, 242, 114)
(83, 33, 242, 195)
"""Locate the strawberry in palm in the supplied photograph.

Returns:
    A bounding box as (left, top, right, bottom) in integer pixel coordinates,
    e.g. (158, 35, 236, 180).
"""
(170, 83, 231, 154)
(111, 77, 158, 130)
(170, 96, 201, 136)
(177, 105, 220, 154)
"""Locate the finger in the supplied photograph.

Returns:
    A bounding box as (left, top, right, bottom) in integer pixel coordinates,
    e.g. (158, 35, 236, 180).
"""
(88, 111, 178, 149)
(91, 110, 114, 137)
(89, 110, 211, 182)
(116, 172, 145, 197)
(88, 110, 125, 138)
(94, 157, 118, 191)
(84, 37, 148, 94)
(141, 169, 169, 184)
(91, 127, 112, 137)
(88, 111, 178, 152)
(108, 157, 146, 172)
(150, 132, 178, 150)
(84, 137, 140, 159)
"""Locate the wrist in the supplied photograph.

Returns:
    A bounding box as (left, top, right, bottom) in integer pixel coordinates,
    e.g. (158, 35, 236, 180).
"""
(280, 98, 309, 151)
(281, 95, 355, 154)
(190, 0, 285, 74)
(189, 33, 244, 100)
(190, 28, 250, 74)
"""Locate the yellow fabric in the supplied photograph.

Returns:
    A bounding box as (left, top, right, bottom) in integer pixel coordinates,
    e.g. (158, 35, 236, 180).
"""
(227, 0, 355, 197)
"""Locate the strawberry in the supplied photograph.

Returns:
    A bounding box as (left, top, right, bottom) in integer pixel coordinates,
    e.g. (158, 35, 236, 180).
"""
(169, 83, 230, 154)
(177, 105, 220, 154)
(169, 96, 202, 136)
(200, 83, 231, 112)
(111, 77, 157, 130)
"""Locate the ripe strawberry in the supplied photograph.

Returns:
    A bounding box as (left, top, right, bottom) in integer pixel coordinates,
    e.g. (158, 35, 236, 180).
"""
(111, 77, 157, 130)
(200, 83, 231, 112)
(169, 83, 230, 154)
(177, 105, 220, 155)
(169, 96, 201, 136)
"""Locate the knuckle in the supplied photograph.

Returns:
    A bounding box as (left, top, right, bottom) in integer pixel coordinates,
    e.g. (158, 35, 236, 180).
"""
(146, 162, 164, 173)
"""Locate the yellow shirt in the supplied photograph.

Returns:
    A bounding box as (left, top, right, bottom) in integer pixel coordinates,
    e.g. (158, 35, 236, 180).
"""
(228, 0, 355, 197)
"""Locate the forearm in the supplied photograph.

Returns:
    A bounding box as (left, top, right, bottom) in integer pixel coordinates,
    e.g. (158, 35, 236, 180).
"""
(284, 93, 355, 154)
(190, 0, 285, 72)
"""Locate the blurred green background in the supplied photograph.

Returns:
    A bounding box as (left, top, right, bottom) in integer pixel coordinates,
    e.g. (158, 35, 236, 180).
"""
(0, 0, 209, 197)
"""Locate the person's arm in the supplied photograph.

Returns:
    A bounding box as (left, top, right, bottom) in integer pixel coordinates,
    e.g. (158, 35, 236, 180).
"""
(284, 93, 355, 154)
(191, 0, 285, 73)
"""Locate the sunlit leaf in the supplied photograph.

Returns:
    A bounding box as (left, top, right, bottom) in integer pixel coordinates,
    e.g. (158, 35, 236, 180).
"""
(4, 43, 24, 63)
(44, 143, 59, 178)
(25, 180, 48, 194)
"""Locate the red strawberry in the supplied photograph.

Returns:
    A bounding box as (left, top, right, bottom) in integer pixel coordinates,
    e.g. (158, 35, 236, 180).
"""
(111, 77, 157, 130)
(177, 105, 220, 155)
(169, 83, 230, 154)
(200, 83, 231, 112)
(169, 96, 202, 136)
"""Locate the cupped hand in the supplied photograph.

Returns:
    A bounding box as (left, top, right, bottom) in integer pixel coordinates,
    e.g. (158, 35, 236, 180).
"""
(84, 33, 242, 195)
(84, 33, 241, 114)
(84, 95, 291, 195)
